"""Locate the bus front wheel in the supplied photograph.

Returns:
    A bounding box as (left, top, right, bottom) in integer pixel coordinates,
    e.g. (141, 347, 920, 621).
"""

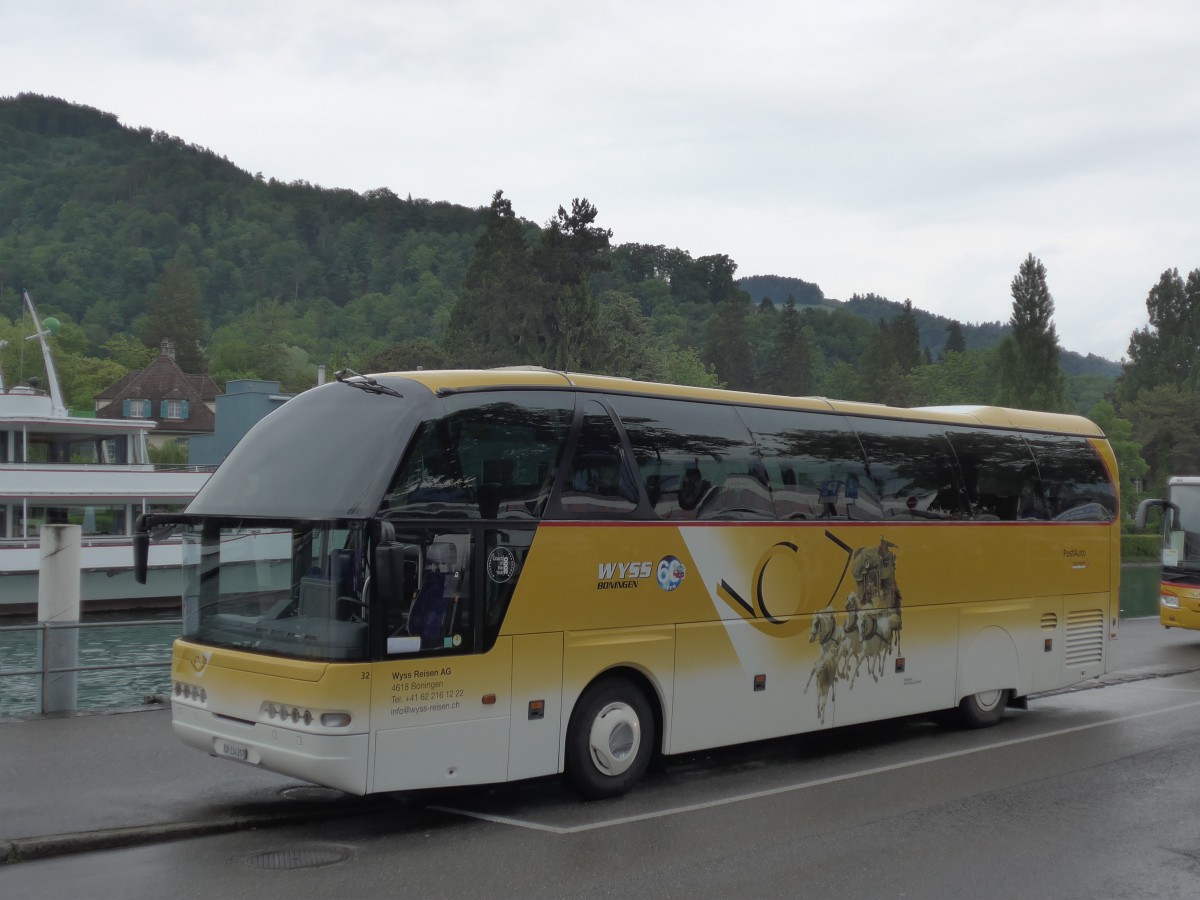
(958, 688, 1010, 728)
(565, 677, 655, 800)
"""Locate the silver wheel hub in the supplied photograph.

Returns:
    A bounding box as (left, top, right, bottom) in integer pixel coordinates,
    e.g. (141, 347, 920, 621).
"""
(588, 701, 642, 777)
(975, 689, 1003, 712)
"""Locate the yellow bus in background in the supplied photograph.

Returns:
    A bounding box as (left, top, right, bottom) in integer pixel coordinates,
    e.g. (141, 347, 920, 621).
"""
(138, 369, 1121, 799)
(1137, 476, 1200, 630)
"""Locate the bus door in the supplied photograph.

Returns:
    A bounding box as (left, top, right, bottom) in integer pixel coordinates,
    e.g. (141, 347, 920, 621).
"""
(367, 524, 559, 791)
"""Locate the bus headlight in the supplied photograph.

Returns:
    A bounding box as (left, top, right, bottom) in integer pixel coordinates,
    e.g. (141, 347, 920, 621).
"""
(260, 700, 352, 730)
(173, 681, 208, 706)
(1162, 594, 1181, 609)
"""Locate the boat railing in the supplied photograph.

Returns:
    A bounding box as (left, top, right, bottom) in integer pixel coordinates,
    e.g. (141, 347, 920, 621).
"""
(0, 533, 182, 552)
(0, 462, 217, 473)
(0, 617, 181, 717)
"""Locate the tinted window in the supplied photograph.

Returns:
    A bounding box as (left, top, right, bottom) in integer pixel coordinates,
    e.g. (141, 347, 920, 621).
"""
(609, 395, 772, 520)
(1025, 435, 1116, 522)
(946, 428, 1043, 520)
(382, 391, 574, 520)
(555, 399, 639, 516)
(849, 418, 967, 520)
(738, 406, 871, 520)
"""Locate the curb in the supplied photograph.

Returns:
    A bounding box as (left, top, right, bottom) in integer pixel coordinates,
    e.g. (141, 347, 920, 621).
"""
(2, 799, 395, 865)
(3, 812, 310, 864)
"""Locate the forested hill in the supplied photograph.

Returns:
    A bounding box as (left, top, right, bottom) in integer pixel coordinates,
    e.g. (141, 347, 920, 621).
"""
(1, 93, 1120, 415)
(0, 93, 490, 337)
(738, 276, 1121, 379)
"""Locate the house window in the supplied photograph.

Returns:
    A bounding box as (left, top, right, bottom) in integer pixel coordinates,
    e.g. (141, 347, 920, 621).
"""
(124, 399, 151, 418)
(163, 400, 187, 420)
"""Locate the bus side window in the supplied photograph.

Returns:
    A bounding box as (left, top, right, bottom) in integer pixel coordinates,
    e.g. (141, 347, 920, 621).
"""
(382, 392, 573, 521)
(384, 533, 472, 654)
(946, 428, 1042, 521)
(609, 395, 770, 521)
(850, 418, 967, 520)
(554, 400, 638, 517)
(1025, 435, 1116, 522)
(739, 406, 870, 520)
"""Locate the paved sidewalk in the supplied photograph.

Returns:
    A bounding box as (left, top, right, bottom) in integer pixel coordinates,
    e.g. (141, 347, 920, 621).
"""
(0, 706, 388, 863)
(3, 617, 1199, 863)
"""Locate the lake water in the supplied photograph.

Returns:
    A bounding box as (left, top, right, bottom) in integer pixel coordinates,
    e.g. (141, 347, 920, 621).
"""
(0, 610, 179, 718)
(0, 565, 1167, 718)
(1119, 564, 1161, 618)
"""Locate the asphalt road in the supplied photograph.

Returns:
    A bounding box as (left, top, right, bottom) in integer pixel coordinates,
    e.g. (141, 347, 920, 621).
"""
(5, 618, 1200, 899)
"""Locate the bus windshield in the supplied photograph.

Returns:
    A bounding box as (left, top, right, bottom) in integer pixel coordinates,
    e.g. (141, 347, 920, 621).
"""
(1166, 483, 1200, 571)
(181, 520, 369, 661)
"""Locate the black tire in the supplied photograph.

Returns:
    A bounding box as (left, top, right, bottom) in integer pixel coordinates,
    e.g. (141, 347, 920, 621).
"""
(957, 688, 1010, 728)
(565, 677, 655, 800)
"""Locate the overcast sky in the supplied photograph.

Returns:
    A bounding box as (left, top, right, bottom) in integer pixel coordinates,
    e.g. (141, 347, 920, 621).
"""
(6, 0, 1199, 362)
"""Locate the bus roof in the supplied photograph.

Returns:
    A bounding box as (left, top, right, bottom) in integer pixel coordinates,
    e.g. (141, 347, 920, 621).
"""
(381, 368, 1105, 438)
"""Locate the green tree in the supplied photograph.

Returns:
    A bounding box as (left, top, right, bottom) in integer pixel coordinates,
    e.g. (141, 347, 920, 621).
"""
(761, 297, 813, 396)
(1124, 385, 1200, 493)
(1086, 400, 1148, 518)
(538, 198, 612, 371)
(142, 258, 207, 372)
(593, 291, 655, 379)
(703, 294, 756, 390)
(943, 319, 967, 357)
(858, 300, 922, 405)
(995, 253, 1068, 411)
(747, 296, 779, 377)
(149, 442, 189, 465)
(446, 190, 548, 365)
(360, 339, 449, 373)
(1122, 267, 1200, 402)
(101, 333, 157, 369)
(907, 349, 996, 406)
(654, 346, 721, 388)
(818, 361, 860, 400)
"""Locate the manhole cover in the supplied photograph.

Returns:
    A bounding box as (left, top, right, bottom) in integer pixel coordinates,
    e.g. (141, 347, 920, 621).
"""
(245, 846, 352, 870)
(281, 786, 347, 802)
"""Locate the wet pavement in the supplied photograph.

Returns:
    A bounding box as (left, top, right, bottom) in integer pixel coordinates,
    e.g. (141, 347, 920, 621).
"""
(3, 616, 1199, 864)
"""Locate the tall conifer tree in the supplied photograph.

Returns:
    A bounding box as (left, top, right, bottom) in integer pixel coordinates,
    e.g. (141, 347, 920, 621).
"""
(995, 253, 1067, 411)
(762, 297, 813, 395)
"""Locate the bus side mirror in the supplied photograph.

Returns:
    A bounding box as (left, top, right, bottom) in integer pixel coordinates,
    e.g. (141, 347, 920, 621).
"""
(1135, 498, 1170, 530)
(133, 528, 150, 584)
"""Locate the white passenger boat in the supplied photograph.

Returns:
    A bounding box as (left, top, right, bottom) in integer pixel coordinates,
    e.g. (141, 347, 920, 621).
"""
(0, 293, 212, 612)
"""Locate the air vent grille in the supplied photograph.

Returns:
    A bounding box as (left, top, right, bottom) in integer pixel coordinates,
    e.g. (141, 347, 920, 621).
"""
(1065, 609, 1104, 667)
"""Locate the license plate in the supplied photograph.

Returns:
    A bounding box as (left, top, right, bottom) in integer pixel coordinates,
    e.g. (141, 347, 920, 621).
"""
(218, 740, 249, 761)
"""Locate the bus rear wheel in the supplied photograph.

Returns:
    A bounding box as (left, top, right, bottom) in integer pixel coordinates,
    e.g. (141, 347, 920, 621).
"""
(957, 688, 1010, 728)
(565, 677, 655, 800)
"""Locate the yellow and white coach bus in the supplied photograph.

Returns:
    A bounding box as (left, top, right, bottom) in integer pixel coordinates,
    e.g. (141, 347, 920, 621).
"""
(136, 369, 1120, 799)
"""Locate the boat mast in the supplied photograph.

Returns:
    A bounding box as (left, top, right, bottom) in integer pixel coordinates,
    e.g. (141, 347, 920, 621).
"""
(23, 291, 68, 417)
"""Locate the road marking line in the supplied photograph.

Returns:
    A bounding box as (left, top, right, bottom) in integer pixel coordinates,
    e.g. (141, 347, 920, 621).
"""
(432, 694, 1200, 834)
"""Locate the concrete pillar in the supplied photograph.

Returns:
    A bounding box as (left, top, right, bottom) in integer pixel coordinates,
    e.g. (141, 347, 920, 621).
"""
(37, 524, 81, 714)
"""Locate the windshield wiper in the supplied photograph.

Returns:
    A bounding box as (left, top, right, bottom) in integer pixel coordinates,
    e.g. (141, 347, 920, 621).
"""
(334, 369, 403, 398)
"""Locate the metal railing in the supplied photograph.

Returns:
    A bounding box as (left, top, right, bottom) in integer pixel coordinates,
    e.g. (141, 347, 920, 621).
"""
(0, 617, 180, 716)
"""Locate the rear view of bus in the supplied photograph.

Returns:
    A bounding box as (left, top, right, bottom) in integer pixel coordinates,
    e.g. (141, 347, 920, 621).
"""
(1137, 477, 1200, 629)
